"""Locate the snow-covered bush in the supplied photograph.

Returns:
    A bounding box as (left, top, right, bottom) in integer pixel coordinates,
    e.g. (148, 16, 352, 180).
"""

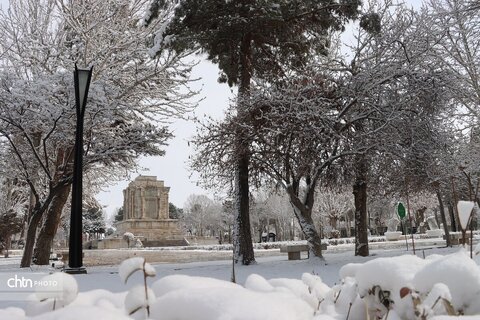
(119, 257, 156, 319)
(336, 250, 480, 319)
(25, 273, 78, 316)
(122, 232, 135, 249)
(4, 250, 480, 319)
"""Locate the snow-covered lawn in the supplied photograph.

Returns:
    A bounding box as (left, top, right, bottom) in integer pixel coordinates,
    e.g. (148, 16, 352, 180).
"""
(1, 241, 479, 319)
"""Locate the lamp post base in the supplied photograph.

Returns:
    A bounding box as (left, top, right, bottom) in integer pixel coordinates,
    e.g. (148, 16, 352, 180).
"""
(64, 267, 87, 274)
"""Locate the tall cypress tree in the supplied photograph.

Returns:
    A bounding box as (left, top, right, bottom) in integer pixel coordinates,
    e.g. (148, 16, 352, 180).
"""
(146, 0, 361, 264)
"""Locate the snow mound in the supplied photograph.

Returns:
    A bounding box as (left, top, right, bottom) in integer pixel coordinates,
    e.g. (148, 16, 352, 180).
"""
(338, 262, 362, 279)
(26, 273, 78, 316)
(413, 250, 480, 311)
(5, 249, 480, 319)
(150, 285, 314, 320)
(355, 254, 429, 298)
(70, 289, 126, 309)
(29, 305, 130, 320)
(301, 273, 331, 302)
(152, 274, 240, 297)
(0, 307, 25, 320)
(244, 274, 275, 292)
(269, 277, 318, 308)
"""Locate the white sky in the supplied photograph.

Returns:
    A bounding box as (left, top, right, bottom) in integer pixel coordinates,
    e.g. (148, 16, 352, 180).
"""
(96, 60, 233, 215)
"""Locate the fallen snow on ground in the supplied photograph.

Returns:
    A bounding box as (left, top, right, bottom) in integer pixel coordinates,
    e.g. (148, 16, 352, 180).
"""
(2, 244, 480, 319)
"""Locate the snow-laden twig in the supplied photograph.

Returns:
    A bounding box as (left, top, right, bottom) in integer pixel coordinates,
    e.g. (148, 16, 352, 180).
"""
(119, 257, 156, 318)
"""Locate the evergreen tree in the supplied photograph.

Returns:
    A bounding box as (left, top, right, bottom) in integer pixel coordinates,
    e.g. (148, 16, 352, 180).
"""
(0, 211, 23, 258)
(145, 0, 361, 264)
(83, 207, 107, 237)
(114, 207, 125, 223)
(169, 202, 182, 219)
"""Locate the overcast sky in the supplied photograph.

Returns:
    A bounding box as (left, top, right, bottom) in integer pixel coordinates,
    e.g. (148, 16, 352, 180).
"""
(96, 60, 233, 215)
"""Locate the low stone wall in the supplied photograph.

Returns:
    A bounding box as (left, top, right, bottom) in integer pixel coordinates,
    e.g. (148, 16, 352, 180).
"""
(144, 239, 188, 247)
(184, 236, 220, 246)
(94, 238, 128, 249)
(115, 219, 184, 243)
(86, 237, 188, 249)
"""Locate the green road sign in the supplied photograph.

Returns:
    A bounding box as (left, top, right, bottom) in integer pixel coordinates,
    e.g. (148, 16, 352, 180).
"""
(397, 202, 406, 219)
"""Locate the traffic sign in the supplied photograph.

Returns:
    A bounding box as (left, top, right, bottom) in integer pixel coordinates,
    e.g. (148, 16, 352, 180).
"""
(397, 202, 406, 219)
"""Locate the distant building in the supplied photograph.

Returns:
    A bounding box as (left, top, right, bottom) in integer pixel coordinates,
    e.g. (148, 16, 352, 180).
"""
(115, 175, 186, 246)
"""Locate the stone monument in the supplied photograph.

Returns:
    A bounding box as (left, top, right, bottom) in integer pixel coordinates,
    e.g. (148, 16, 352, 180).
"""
(115, 176, 186, 246)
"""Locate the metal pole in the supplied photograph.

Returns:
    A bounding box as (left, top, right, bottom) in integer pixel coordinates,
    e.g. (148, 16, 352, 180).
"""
(405, 178, 415, 255)
(66, 65, 92, 274)
(470, 214, 474, 259)
(402, 219, 409, 251)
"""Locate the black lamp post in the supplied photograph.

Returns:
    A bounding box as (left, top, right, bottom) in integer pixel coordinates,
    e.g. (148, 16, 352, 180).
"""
(65, 65, 93, 275)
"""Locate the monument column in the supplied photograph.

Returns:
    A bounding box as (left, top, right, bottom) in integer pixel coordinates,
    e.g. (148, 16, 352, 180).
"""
(140, 187, 146, 219)
(130, 188, 135, 219)
(123, 190, 128, 220)
(156, 190, 162, 219)
(128, 190, 133, 220)
(159, 188, 169, 219)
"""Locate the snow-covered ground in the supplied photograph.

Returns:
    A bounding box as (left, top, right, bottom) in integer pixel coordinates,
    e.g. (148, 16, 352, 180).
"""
(0, 240, 478, 319)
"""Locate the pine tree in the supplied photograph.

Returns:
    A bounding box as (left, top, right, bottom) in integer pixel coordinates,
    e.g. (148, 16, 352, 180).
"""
(83, 207, 107, 238)
(145, 0, 361, 264)
(114, 207, 125, 223)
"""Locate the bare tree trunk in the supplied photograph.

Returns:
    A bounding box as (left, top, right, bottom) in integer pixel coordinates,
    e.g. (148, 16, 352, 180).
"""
(447, 202, 457, 232)
(433, 208, 441, 231)
(290, 219, 295, 240)
(233, 155, 255, 264)
(276, 225, 281, 241)
(354, 155, 369, 257)
(233, 32, 255, 265)
(287, 186, 324, 258)
(20, 211, 43, 267)
(33, 184, 71, 265)
(345, 211, 351, 238)
(436, 190, 451, 247)
(4, 234, 11, 258)
(293, 207, 324, 258)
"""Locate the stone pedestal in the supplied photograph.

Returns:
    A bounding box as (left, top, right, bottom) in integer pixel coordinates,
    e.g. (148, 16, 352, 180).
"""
(115, 219, 185, 246)
(115, 176, 186, 246)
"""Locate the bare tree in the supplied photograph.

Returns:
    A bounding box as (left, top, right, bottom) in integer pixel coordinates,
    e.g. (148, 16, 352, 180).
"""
(182, 194, 231, 240)
(314, 189, 354, 238)
(145, 0, 363, 265)
(0, 0, 195, 266)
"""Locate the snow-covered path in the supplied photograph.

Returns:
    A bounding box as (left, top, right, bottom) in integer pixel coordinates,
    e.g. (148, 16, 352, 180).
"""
(0, 241, 473, 320)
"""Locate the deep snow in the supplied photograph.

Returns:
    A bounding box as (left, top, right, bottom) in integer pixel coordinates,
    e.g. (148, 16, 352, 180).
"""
(0, 241, 478, 319)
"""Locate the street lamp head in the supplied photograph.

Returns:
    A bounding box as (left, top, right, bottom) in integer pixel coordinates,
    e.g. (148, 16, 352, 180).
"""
(74, 65, 93, 110)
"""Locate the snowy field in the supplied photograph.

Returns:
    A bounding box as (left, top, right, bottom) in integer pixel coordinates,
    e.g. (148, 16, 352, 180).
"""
(0, 240, 479, 319)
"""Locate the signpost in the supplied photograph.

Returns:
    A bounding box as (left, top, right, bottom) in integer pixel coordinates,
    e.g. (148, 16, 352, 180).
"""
(397, 202, 406, 219)
(457, 200, 475, 257)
